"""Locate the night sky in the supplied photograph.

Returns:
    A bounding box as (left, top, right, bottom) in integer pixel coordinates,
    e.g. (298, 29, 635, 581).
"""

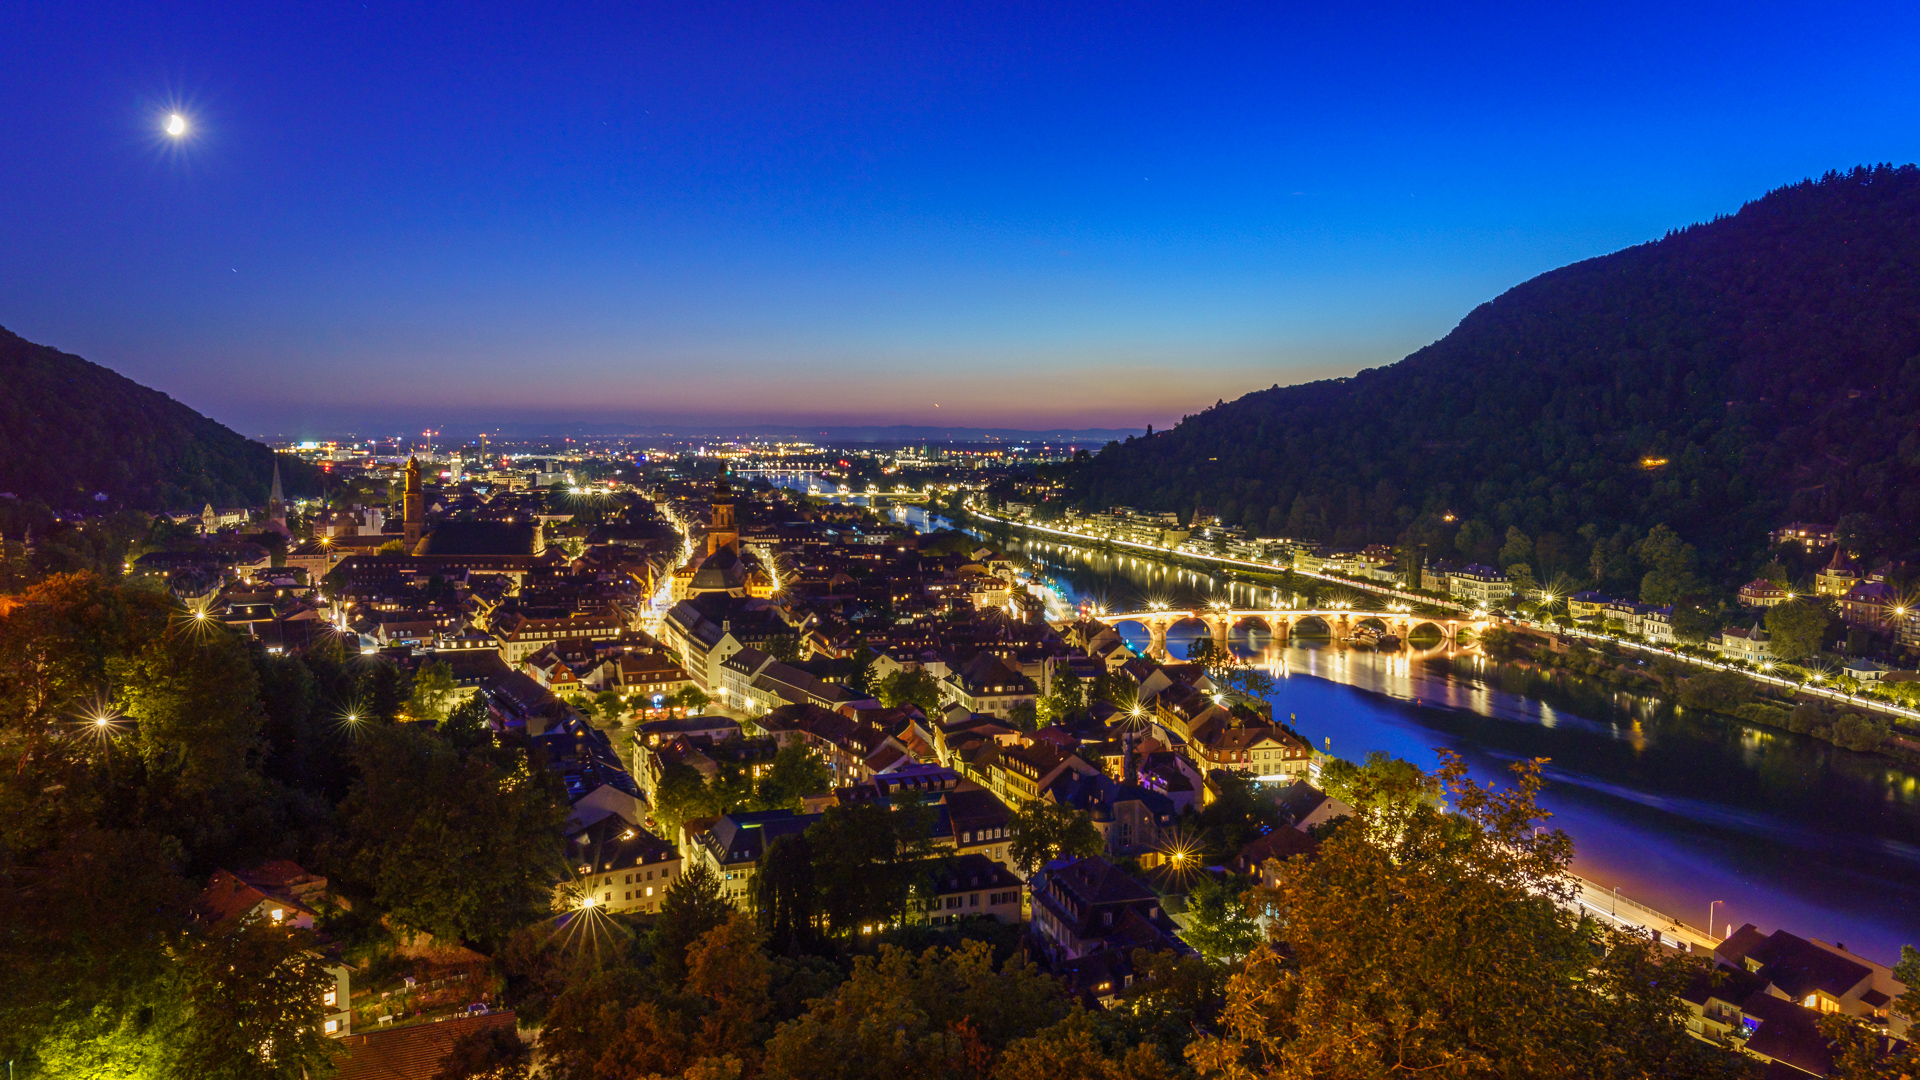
(3, 2, 1916, 436)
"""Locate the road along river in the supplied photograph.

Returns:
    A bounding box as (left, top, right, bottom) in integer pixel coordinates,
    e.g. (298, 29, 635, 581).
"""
(948, 511, 1920, 963)
(774, 480, 1920, 960)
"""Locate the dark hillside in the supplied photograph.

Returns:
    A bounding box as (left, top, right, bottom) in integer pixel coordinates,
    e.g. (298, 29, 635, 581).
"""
(1067, 165, 1920, 587)
(0, 327, 317, 511)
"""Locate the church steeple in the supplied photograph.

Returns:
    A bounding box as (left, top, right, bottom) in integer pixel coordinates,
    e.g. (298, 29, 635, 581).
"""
(402, 455, 426, 551)
(267, 459, 289, 536)
(707, 477, 739, 557)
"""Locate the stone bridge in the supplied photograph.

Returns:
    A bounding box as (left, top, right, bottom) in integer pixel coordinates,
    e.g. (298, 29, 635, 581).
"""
(1099, 607, 1489, 659)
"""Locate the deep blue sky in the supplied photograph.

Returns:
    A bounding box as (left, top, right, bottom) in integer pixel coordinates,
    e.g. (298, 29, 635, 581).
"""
(3, 2, 1917, 437)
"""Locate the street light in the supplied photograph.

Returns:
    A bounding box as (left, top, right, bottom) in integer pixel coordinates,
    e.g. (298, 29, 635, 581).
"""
(1709, 900, 1725, 940)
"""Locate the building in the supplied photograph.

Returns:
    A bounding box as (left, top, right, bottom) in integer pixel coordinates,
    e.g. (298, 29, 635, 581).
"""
(914, 853, 1024, 927)
(1815, 547, 1860, 598)
(689, 809, 823, 909)
(1716, 924, 1911, 1039)
(1566, 591, 1610, 622)
(332, 1011, 520, 1080)
(943, 651, 1039, 720)
(1028, 855, 1186, 963)
(1839, 580, 1900, 630)
(401, 455, 426, 552)
(193, 862, 353, 1038)
(1186, 722, 1314, 781)
(563, 814, 681, 914)
(1771, 522, 1836, 552)
(492, 610, 629, 664)
(1640, 606, 1676, 645)
(266, 460, 290, 537)
(1447, 564, 1511, 609)
(1716, 622, 1774, 664)
(1045, 770, 1179, 857)
(1738, 578, 1790, 608)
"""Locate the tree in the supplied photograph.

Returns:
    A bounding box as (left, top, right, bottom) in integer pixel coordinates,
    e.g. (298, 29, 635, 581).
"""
(995, 1007, 1184, 1080)
(340, 725, 569, 947)
(1318, 750, 1440, 811)
(1637, 524, 1701, 605)
(1498, 526, 1533, 568)
(1185, 636, 1274, 702)
(807, 800, 936, 936)
(762, 941, 1072, 1080)
(113, 626, 266, 800)
(171, 915, 343, 1080)
(1505, 561, 1539, 602)
(876, 668, 945, 716)
(674, 685, 714, 713)
(767, 633, 805, 664)
(1088, 670, 1137, 713)
(651, 862, 734, 987)
(652, 759, 712, 839)
(756, 833, 818, 954)
(0, 827, 190, 1071)
(1767, 598, 1834, 662)
(1008, 800, 1105, 876)
(1671, 602, 1722, 643)
(1186, 753, 1751, 1079)
(407, 659, 459, 722)
(756, 741, 831, 812)
(1182, 877, 1260, 966)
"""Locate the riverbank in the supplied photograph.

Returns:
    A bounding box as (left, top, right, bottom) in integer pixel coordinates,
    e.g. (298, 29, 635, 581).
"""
(895, 497, 1920, 958)
(1254, 644, 1920, 962)
(1476, 626, 1920, 770)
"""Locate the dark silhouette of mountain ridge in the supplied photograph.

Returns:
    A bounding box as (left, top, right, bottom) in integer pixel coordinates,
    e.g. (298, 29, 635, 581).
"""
(1065, 164, 1920, 585)
(0, 326, 312, 512)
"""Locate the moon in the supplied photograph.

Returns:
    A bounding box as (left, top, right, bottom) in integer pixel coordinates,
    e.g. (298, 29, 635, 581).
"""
(166, 113, 186, 137)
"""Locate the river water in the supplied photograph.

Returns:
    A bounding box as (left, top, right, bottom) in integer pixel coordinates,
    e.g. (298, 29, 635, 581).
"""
(781, 481, 1920, 960)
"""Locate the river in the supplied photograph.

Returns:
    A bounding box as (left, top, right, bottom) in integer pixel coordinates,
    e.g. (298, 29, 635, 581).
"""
(778, 479, 1920, 961)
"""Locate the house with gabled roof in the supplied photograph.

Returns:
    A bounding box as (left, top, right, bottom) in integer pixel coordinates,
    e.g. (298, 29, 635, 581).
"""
(194, 862, 354, 1038)
(1029, 854, 1186, 963)
(562, 813, 681, 914)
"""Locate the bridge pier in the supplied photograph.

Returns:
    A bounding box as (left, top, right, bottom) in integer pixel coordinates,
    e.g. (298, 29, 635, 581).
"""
(1204, 615, 1230, 653)
(1104, 608, 1489, 660)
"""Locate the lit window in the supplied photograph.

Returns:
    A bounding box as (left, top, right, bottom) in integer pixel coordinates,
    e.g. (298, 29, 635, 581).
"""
(324, 1020, 339, 1034)
(271, 908, 284, 923)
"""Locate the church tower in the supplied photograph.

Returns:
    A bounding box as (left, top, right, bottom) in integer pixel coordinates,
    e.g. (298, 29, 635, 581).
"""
(267, 460, 290, 536)
(403, 456, 426, 551)
(707, 478, 740, 557)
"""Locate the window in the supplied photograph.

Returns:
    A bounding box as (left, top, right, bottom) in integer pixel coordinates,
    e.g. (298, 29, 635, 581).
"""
(271, 908, 285, 923)
(324, 990, 337, 1006)
(324, 1020, 339, 1034)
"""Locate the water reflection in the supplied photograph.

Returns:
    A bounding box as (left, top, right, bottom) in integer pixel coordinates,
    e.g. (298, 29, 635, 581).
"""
(978, 519, 1920, 961)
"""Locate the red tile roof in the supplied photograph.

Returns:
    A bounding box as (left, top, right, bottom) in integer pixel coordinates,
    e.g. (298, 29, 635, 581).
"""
(333, 1012, 518, 1080)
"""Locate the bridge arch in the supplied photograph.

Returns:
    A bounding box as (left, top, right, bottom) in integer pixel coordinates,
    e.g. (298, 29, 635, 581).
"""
(1230, 614, 1278, 657)
(1290, 614, 1334, 639)
(1110, 618, 1154, 655)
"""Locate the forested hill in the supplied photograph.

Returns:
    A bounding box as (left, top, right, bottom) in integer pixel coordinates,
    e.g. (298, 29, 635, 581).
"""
(0, 327, 314, 512)
(1066, 164, 1920, 587)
